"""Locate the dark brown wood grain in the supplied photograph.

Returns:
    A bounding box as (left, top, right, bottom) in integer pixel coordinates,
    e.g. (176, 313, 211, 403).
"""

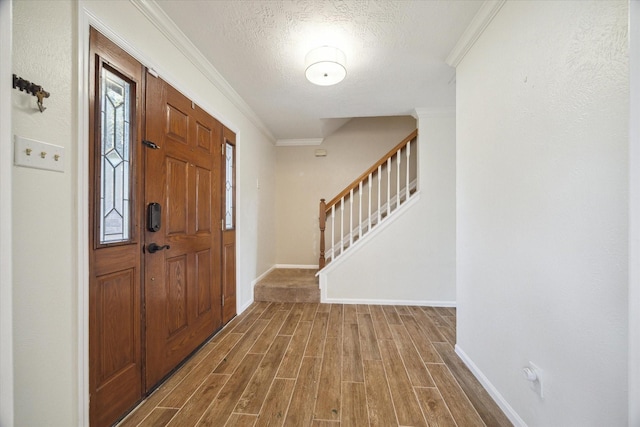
(119, 304, 511, 427)
(89, 27, 145, 427)
(144, 74, 224, 388)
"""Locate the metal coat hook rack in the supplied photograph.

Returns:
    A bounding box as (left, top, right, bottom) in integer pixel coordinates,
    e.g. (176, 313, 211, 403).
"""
(12, 74, 50, 112)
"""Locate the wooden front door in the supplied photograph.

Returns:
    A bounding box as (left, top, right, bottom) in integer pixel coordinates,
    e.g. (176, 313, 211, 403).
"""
(143, 73, 224, 387)
(89, 29, 236, 426)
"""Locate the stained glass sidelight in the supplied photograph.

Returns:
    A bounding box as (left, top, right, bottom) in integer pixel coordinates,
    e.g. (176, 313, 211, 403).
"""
(99, 67, 132, 244)
(225, 142, 234, 229)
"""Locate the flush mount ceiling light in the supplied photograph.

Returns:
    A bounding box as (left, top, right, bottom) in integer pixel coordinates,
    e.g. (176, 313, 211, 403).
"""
(305, 46, 347, 86)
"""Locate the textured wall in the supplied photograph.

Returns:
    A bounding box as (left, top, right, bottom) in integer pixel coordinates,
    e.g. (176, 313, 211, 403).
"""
(456, 1, 628, 425)
(12, 1, 76, 425)
(275, 116, 416, 265)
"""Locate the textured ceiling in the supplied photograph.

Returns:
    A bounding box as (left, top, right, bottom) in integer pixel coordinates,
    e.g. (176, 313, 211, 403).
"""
(154, 0, 482, 140)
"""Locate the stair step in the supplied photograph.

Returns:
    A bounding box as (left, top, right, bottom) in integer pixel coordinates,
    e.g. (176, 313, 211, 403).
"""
(254, 268, 320, 303)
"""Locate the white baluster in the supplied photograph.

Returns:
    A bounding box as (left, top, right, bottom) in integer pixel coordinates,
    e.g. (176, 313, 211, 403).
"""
(331, 204, 335, 259)
(397, 149, 401, 208)
(377, 165, 382, 225)
(406, 142, 411, 199)
(358, 181, 363, 239)
(387, 158, 391, 217)
(368, 173, 372, 233)
(349, 189, 354, 246)
(340, 197, 344, 255)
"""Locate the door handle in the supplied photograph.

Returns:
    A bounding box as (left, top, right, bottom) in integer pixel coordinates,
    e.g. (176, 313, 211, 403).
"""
(146, 243, 170, 253)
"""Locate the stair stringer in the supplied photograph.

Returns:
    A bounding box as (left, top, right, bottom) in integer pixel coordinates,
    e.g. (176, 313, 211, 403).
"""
(317, 189, 455, 306)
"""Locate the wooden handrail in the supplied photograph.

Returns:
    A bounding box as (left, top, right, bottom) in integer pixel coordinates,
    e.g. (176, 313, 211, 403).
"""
(324, 129, 417, 210)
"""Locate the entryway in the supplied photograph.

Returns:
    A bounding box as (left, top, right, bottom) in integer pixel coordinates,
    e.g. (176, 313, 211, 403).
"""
(88, 28, 236, 427)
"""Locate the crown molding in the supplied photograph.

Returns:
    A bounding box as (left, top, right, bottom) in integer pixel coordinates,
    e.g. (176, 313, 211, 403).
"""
(275, 138, 324, 147)
(130, 0, 276, 143)
(445, 0, 506, 67)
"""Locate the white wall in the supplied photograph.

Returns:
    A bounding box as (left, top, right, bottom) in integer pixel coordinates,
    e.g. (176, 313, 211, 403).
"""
(12, 1, 76, 425)
(10, 1, 278, 425)
(275, 116, 416, 266)
(456, 1, 628, 426)
(628, 0, 640, 424)
(321, 112, 456, 304)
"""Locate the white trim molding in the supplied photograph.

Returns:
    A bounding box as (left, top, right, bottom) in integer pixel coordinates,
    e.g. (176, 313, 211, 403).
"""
(629, 1, 640, 424)
(0, 0, 14, 425)
(77, 5, 90, 425)
(274, 264, 319, 269)
(130, 0, 275, 143)
(445, 0, 506, 67)
(322, 298, 456, 307)
(275, 138, 324, 147)
(455, 345, 527, 427)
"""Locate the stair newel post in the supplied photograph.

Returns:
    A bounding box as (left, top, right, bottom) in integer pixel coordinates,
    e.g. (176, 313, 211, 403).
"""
(319, 198, 326, 269)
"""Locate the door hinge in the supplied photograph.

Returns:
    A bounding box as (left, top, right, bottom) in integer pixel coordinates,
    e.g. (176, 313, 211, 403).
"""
(221, 219, 225, 231)
(142, 140, 160, 150)
(222, 294, 225, 306)
(221, 142, 225, 156)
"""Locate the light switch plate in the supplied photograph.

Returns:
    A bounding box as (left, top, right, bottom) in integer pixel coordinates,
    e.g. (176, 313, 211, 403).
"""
(14, 135, 65, 173)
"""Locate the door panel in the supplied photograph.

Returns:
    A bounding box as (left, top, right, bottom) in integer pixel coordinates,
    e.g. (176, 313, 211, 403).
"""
(96, 269, 136, 382)
(196, 167, 212, 232)
(196, 249, 213, 315)
(166, 158, 189, 234)
(89, 28, 144, 427)
(144, 74, 223, 388)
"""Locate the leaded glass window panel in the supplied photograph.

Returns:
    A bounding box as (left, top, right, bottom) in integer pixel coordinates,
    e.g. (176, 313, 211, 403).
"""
(225, 142, 234, 229)
(99, 67, 132, 244)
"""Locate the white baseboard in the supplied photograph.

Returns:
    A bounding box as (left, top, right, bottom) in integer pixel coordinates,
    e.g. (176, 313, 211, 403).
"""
(251, 266, 276, 287)
(454, 345, 527, 427)
(274, 264, 319, 269)
(321, 297, 456, 307)
(238, 298, 254, 315)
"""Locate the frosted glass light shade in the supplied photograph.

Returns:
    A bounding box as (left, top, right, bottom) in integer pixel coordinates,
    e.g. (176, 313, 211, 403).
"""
(305, 46, 347, 86)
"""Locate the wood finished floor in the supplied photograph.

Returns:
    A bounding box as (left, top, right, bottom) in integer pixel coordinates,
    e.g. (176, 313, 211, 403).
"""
(118, 302, 512, 427)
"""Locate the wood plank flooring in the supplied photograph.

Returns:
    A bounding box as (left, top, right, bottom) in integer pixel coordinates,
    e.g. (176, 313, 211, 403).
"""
(118, 303, 512, 427)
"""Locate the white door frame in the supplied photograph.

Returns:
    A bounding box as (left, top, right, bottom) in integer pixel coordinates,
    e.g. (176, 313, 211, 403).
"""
(629, 1, 640, 425)
(0, 0, 14, 425)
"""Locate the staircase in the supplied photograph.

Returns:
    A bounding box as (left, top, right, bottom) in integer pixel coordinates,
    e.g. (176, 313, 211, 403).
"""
(253, 129, 418, 303)
(319, 129, 418, 268)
